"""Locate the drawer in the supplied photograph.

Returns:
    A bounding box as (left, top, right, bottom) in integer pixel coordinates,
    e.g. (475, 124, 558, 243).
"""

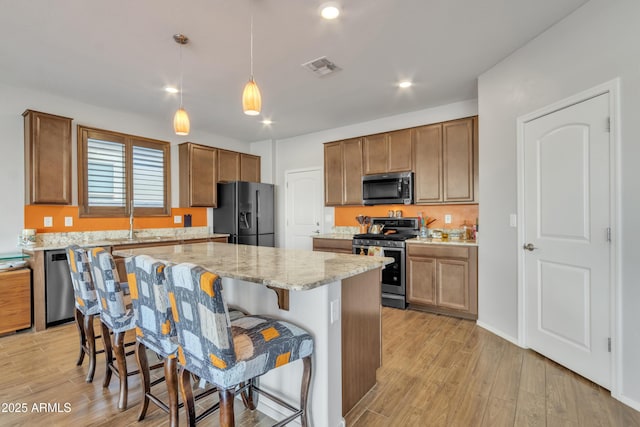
(407, 244, 469, 260)
(312, 238, 353, 254)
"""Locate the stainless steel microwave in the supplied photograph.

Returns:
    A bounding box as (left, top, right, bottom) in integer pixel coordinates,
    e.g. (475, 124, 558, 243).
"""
(362, 172, 413, 205)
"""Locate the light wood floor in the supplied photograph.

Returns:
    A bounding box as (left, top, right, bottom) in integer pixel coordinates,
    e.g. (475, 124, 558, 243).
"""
(346, 308, 640, 427)
(1, 309, 638, 427)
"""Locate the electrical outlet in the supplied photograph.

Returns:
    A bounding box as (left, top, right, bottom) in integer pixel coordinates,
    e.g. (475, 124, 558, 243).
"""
(444, 214, 452, 224)
(44, 216, 53, 227)
(174, 215, 182, 224)
(64, 216, 73, 227)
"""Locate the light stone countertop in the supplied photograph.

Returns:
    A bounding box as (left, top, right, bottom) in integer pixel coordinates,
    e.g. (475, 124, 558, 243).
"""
(407, 237, 478, 247)
(113, 242, 393, 291)
(20, 227, 228, 252)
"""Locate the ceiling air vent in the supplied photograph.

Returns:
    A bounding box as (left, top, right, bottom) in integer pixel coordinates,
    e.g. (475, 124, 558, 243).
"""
(302, 56, 341, 76)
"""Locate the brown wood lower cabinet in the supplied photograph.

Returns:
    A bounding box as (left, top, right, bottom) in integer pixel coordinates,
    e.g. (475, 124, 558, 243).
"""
(312, 238, 353, 254)
(407, 243, 478, 319)
(0, 269, 32, 334)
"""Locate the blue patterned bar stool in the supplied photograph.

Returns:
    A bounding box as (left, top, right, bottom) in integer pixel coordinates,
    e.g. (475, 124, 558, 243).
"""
(65, 245, 103, 383)
(165, 262, 314, 427)
(88, 246, 137, 411)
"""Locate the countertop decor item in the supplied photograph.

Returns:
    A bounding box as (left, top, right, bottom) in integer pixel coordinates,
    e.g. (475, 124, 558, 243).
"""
(173, 34, 190, 135)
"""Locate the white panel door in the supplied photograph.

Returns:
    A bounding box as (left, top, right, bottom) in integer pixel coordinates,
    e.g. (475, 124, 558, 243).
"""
(285, 169, 323, 250)
(523, 93, 611, 388)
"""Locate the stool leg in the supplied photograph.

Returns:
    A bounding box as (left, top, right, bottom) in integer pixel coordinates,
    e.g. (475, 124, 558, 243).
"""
(165, 357, 179, 427)
(135, 341, 150, 421)
(101, 322, 113, 388)
(74, 308, 86, 366)
(219, 388, 236, 427)
(179, 367, 196, 427)
(300, 356, 312, 427)
(84, 314, 97, 383)
(113, 331, 128, 411)
(240, 379, 256, 410)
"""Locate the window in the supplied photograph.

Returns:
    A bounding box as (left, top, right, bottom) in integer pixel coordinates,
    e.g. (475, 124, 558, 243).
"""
(78, 126, 171, 217)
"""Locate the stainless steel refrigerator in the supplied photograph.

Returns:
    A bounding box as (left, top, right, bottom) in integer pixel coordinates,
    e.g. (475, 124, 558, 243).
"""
(213, 181, 275, 247)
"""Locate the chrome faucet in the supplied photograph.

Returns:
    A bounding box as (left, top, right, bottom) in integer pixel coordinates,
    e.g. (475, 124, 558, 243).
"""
(128, 200, 134, 240)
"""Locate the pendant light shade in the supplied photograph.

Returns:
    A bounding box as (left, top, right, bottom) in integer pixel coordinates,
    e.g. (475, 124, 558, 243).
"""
(173, 107, 190, 135)
(173, 34, 190, 135)
(243, 17, 262, 116)
(242, 78, 262, 116)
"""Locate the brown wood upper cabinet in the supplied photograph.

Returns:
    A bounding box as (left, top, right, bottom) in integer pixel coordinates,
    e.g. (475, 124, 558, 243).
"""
(414, 117, 477, 204)
(217, 150, 261, 183)
(179, 142, 218, 207)
(217, 149, 240, 182)
(240, 153, 261, 182)
(363, 129, 412, 175)
(23, 110, 73, 204)
(324, 138, 363, 206)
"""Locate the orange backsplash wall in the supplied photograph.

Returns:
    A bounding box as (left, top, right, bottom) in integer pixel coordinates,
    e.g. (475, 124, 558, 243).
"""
(335, 204, 479, 229)
(24, 205, 207, 233)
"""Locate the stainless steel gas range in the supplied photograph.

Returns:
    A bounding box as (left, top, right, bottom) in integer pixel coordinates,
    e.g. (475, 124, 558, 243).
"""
(352, 217, 419, 309)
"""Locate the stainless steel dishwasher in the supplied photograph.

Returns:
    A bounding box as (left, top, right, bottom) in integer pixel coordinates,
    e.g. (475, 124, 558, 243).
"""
(45, 249, 75, 326)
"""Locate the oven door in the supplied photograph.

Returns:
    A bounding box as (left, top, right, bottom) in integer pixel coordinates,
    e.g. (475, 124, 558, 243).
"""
(352, 244, 406, 304)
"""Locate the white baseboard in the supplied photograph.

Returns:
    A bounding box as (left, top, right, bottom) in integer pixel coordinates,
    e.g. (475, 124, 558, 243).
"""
(475, 320, 521, 347)
(614, 392, 640, 413)
(256, 399, 345, 427)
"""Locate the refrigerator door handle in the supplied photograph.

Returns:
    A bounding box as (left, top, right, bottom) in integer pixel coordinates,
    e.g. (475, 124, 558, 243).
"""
(256, 190, 260, 236)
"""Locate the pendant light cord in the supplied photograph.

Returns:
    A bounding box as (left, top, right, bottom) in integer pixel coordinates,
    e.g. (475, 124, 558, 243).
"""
(250, 16, 254, 81)
(179, 41, 184, 108)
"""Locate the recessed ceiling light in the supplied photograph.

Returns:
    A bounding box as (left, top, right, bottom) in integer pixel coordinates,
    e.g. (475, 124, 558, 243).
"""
(261, 119, 273, 125)
(164, 86, 179, 94)
(398, 80, 413, 89)
(320, 3, 340, 20)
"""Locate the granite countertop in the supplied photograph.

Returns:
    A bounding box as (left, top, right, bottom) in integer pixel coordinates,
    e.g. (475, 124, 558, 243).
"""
(113, 242, 393, 291)
(19, 227, 229, 252)
(407, 237, 478, 247)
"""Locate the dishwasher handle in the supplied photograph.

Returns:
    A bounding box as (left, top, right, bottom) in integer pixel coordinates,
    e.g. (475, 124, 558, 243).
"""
(51, 253, 68, 262)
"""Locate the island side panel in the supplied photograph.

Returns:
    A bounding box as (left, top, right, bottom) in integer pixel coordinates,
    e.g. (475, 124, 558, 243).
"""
(222, 277, 343, 427)
(341, 267, 382, 415)
(24, 250, 45, 331)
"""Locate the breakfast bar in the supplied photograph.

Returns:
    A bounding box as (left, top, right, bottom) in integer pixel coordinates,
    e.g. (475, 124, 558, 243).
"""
(113, 241, 392, 427)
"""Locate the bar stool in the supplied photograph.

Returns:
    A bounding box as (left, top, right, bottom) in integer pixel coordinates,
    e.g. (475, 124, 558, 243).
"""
(165, 262, 314, 427)
(65, 245, 103, 383)
(127, 255, 251, 426)
(88, 246, 138, 411)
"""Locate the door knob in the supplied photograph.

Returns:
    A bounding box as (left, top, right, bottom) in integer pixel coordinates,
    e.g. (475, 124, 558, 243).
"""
(523, 243, 537, 251)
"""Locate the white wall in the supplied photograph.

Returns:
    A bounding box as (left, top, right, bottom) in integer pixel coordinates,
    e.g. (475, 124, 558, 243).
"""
(0, 83, 248, 253)
(478, 0, 640, 408)
(271, 99, 478, 247)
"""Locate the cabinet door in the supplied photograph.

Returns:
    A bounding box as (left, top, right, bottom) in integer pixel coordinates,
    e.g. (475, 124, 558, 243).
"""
(443, 118, 474, 202)
(387, 129, 412, 172)
(324, 142, 344, 206)
(436, 259, 469, 311)
(342, 138, 363, 205)
(190, 145, 217, 206)
(0, 269, 31, 334)
(413, 124, 443, 203)
(240, 153, 261, 182)
(363, 133, 388, 175)
(407, 256, 437, 305)
(217, 149, 240, 182)
(23, 110, 72, 204)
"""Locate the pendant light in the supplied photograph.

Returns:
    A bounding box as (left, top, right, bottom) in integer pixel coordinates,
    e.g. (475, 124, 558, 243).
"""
(242, 17, 262, 116)
(173, 33, 190, 135)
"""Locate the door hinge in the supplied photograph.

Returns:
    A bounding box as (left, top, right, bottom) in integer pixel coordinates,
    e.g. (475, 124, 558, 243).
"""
(606, 227, 612, 242)
(608, 337, 611, 352)
(606, 117, 611, 132)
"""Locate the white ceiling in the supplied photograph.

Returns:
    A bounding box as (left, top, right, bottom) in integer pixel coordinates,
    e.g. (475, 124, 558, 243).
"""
(0, 0, 588, 142)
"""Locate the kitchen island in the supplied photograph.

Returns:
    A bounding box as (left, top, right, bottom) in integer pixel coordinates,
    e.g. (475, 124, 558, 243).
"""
(113, 241, 392, 427)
